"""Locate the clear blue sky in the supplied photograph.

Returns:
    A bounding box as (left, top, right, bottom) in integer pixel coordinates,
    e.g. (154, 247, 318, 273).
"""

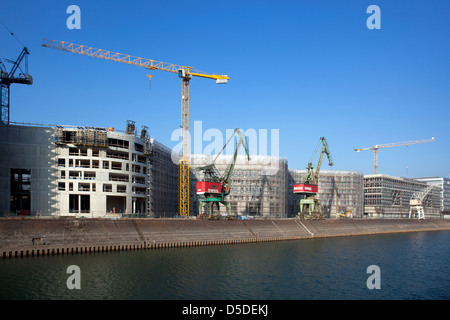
(2, 0, 449, 178)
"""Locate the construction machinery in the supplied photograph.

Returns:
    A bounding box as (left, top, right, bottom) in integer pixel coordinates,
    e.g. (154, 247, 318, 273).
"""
(409, 185, 433, 220)
(293, 137, 333, 220)
(339, 211, 352, 218)
(0, 47, 33, 124)
(41, 39, 229, 217)
(196, 128, 250, 219)
(355, 138, 435, 175)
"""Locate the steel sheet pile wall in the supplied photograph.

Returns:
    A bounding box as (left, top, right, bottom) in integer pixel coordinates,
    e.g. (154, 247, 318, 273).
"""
(2, 217, 450, 258)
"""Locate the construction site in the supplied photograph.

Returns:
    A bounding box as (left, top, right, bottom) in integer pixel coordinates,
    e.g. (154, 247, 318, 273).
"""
(1, 39, 449, 222)
(0, 122, 448, 221)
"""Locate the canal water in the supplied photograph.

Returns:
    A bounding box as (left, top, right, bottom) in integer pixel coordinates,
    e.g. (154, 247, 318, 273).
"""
(0, 231, 449, 300)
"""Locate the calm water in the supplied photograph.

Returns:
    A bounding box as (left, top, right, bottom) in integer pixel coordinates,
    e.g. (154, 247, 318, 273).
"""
(0, 231, 449, 300)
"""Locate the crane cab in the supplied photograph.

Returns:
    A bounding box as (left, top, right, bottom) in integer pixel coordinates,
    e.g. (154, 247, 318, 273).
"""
(196, 181, 222, 195)
(293, 184, 318, 194)
(178, 68, 192, 80)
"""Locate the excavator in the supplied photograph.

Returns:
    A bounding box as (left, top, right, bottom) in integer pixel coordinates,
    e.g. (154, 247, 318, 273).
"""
(196, 129, 250, 219)
(293, 137, 333, 220)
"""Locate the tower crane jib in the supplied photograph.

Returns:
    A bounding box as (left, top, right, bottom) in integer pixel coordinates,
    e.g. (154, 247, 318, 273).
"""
(42, 39, 229, 217)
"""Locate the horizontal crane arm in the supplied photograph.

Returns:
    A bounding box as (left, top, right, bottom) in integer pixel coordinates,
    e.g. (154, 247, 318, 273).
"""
(355, 137, 435, 152)
(41, 39, 229, 82)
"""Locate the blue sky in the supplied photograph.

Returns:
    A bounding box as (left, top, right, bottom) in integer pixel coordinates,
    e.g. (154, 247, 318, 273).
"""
(1, 0, 449, 178)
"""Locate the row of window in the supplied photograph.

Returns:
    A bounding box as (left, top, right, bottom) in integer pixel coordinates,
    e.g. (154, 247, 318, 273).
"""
(65, 148, 147, 162)
(58, 182, 146, 194)
(61, 137, 145, 152)
(59, 170, 146, 184)
(58, 159, 147, 174)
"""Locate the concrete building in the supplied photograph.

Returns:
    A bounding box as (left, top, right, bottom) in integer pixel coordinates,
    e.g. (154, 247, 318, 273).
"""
(413, 177, 450, 215)
(53, 123, 152, 217)
(1, 123, 161, 217)
(148, 140, 179, 217)
(1, 123, 448, 220)
(289, 170, 365, 218)
(191, 154, 289, 218)
(0, 124, 57, 216)
(364, 174, 441, 218)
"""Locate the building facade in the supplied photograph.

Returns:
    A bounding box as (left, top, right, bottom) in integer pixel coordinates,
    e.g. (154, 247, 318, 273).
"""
(53, 125, 152, 217)
(0, 124, 57, 216)
(289, 170, 364, 218)
(1, 123, 448, 219)
(364, 174, 441, 218)
(147, 140, 179, 217)
(413, 177, 450, 215)
(1, 123, 158, 217)
(191, 154, 289, 218)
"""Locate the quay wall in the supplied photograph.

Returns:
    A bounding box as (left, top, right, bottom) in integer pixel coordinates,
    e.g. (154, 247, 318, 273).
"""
(1, 217, 450, 258)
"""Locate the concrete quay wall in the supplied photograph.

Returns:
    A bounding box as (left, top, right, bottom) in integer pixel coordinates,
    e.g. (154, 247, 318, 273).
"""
(1, 217, 450, 258)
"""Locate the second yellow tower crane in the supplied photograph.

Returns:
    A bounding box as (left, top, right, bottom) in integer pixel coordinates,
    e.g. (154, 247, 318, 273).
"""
(42, 39, 229, 216)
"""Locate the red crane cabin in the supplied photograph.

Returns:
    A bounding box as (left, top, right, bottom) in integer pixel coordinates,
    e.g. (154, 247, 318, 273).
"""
(293, 184, 318, 194)
(196, 181, 222, 195)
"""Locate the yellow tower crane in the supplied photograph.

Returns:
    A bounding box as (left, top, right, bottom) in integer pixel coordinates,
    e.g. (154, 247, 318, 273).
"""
(42, 39, 229, 216)
(354, 137, 435, 175)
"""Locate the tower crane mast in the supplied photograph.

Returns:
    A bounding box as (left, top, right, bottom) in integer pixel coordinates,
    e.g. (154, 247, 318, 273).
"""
(0, 47, 33, 124)
(42, 39, 229, 217)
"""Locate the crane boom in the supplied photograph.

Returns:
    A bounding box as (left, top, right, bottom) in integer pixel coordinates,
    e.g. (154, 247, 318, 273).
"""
(354, 138, 435, 174)
(302, 137, 333, 186)
(42, 39, 229, 217)
(354, 137, 435, 152)
(41, 40, 229, 82)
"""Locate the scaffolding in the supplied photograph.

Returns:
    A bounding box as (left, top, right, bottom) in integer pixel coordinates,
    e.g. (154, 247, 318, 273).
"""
(147, 140, 179, 217)
(126, 120, 136, 136)
(55, 126, 109, 147)
(191, 155, 289, 218)
(364, 174, 440, 218)
(290, 170, 364, 218)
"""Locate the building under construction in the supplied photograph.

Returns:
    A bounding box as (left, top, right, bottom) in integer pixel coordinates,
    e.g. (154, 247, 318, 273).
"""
(1, 122, 449, 219)
(363, 174, 441, 218)
(1, 122, 159, 217)
(413, 177, 450, 215)
(191, 154, 289, 218)
(148, 140, 179, 217)
(289, 170, 364, 218)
